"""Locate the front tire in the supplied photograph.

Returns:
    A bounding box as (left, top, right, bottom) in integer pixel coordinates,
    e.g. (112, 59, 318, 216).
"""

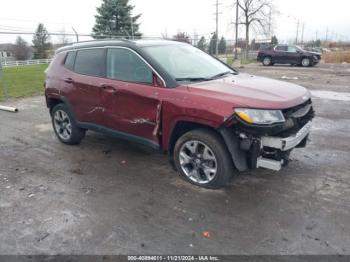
(173, 129, 234, 189)
(51, 103, 85, 145)
(301, 57, 311, 67)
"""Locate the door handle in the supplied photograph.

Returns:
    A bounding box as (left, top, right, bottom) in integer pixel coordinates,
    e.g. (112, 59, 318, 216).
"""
(64, 77, 74, 84)
(100, 84, 117, 95)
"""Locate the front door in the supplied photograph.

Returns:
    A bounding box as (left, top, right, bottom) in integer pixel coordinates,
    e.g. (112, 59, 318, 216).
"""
(285, 46, 301, 64)
(274, 45, 288, 63)
(101, 47, 163, 147)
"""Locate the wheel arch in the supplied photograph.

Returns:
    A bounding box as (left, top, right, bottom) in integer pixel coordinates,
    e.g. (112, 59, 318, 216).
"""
(46, 96, 64, 114)
(46, 95, 76, 120)
(166, 119, 249, 172)
(167, 120, 223, 156)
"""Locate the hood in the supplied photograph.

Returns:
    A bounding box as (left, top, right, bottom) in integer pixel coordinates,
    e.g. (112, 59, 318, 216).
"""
(187, 73, 311, 110)
(305, 51, 321, 56)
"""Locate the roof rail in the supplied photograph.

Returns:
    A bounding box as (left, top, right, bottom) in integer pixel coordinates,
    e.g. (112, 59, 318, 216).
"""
(70, 38, 132, 45)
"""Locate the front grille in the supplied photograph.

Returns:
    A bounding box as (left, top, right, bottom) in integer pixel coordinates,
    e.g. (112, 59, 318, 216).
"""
(282, 99, 312, 118)
(279, 99, 315, 137)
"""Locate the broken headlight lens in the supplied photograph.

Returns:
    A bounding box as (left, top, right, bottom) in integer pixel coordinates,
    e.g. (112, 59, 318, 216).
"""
(235, 108, 285, 125)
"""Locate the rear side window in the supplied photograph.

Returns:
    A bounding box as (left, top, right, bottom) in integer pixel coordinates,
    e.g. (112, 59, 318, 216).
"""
(74, 49, 105, 77)
(275, 45, 287, 51)
(107, 48, 153, 84)
(64, 51, 76, 71)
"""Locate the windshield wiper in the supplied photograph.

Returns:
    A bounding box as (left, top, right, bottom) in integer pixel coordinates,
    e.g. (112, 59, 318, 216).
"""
(175, 77, 211, 82)
(208, 71, 236, 80)
(175, 71, 237, 83)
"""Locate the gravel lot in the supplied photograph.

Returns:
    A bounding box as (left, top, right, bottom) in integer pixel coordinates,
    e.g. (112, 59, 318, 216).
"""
(0, 63, 349, 255)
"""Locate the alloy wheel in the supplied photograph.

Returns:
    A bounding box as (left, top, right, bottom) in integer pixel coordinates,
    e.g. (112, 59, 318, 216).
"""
(53, 110, 72, 141)
(302, 58, 310, 67)
(179, 140, 218, 184)
(263, 57, 271, 66)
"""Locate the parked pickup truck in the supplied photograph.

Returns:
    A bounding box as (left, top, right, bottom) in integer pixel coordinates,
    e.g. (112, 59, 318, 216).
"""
(45, 40, 315, 189)
(257, 44, 322, 67)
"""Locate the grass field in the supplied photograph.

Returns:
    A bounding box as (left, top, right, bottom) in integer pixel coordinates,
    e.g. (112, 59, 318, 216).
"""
(323, 51, 350, 63)
(0, 64, 48, 101)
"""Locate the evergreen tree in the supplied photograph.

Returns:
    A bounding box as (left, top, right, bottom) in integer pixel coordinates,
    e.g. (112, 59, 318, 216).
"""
(197, 36, 207, 51)
(218, 36, 227, 54)
(32, 23, 51, 59)
(209, 33, 218, 55)
(92, 0, 141, 39)
(271, 35, 278, 45)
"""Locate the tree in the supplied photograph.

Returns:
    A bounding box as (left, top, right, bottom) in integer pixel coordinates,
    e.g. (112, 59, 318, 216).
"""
(271, 35, 278, 45)
(218, 36, 227, 54)
(32, 23, 52, 59)
(173, 32, 191, 43)
(209, 33, 218, 55)
(305, 39, 321, 48)
(13, 36, 31, 61)
(197, 36, 207, 51)
(92, 0, 141, 39)
(237, 0, 272, 57)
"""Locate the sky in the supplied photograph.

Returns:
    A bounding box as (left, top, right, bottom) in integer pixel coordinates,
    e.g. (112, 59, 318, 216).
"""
(0, 0, 349, 44)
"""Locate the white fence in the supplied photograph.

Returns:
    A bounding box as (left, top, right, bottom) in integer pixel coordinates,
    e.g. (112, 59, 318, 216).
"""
(0, 59, 52, 68)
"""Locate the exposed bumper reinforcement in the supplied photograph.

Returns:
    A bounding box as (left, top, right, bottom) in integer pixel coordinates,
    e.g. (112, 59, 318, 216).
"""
(261, 122, 312, 151)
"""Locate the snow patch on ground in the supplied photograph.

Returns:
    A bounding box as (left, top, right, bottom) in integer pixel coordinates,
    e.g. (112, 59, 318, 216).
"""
(311, 90, 350, 102)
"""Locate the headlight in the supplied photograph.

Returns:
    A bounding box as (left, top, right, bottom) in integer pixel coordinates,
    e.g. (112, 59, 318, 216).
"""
(235, 108, 285, 125)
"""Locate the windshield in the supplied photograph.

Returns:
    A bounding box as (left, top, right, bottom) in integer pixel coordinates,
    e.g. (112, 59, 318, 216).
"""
(295, 45, 304, 51)
(142, 44, 235, 81)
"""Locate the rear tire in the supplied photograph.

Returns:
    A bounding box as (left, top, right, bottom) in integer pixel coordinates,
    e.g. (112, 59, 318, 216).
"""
(173, 129, 234, 189)
(262, 56, 272, 66)
(51, 103, 85, 145)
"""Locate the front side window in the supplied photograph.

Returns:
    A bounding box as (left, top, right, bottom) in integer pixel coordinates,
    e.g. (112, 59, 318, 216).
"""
(107, 48, 153, 84)
(74, 49, 105, 77)
(142, 44, 232, 80)
(288, 46, 298, 53)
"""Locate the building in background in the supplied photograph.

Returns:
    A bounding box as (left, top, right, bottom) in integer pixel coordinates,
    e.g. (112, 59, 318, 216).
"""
(0, 44, 15, 62)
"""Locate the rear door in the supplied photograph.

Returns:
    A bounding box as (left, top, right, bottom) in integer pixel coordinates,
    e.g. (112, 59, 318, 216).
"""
(69, 48, 106, 125)
(100, 47, 163, 147)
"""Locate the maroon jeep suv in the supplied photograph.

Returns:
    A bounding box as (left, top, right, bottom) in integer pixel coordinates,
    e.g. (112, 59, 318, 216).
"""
(45, 40, 314, 189)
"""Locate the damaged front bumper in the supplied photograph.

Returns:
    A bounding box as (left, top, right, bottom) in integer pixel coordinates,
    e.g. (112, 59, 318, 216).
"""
(221, 98, 315, 172)
(257, 121, 312, 171)
(221, 121, 312, 172)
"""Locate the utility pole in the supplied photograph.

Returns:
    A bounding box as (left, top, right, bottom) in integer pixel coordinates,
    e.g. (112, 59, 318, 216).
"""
(268, 6, 272, 39)
(301, 23, 305, 45)
(215, 0, 219, 56)
(325, 27, 329, 42)
(234, 0, 239, 60)
(295, 20, 300, 44)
